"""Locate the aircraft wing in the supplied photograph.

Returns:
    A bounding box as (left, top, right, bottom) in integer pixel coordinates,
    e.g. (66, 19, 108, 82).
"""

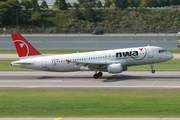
(71, 61, 120, 70)
(73, 61, 108, 65)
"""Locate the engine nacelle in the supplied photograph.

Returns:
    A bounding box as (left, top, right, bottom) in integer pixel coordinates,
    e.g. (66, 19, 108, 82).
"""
(107, 63, 123, 73)
(123, 66, 128, 71)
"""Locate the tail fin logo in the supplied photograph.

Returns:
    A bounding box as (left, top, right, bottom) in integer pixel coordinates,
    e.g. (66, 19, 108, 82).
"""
(11, 33, 41, 58)
(66, 60, 71, 64)
(20, 43, 24, 48)
(14, 40, 29, 57)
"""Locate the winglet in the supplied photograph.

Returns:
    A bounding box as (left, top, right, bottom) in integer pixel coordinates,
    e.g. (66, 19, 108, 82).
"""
(11, 33, 42, 59)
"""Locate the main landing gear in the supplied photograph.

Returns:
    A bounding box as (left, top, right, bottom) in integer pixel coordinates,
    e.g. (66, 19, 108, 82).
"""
(93, 71, 103, 79)
(150, 64, 155, 74)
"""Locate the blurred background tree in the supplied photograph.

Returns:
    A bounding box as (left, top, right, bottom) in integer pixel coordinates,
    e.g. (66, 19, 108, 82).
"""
(0, 2, 13, 25)
(41, 0, 48, 9)
(83, 0, 95, 21)
(119, 0, 128, 10)
(95, 1, 102, 8)
(21, 0, 32, 11)
(31, 0, 40, 11)
(54, 0, 58, 5)
(140, 0, 156, 7)
(58, 0, 68, 10)
(104, 0, 111, 8)
(67, 2, 72, 8)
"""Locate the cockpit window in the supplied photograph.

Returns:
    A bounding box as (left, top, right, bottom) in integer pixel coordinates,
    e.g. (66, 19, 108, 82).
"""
(159, 49, 167, 53)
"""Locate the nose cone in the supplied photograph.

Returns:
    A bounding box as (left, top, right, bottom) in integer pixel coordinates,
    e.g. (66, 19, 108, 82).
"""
(166, 52, 174, 60)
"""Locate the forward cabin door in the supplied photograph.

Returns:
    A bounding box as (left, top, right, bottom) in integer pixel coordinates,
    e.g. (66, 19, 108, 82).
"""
(42, 58, 47, 68)
(148, 48, 154, 58)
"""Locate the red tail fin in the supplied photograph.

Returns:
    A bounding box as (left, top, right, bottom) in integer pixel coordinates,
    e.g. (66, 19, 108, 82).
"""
(11, 33, 41, 59)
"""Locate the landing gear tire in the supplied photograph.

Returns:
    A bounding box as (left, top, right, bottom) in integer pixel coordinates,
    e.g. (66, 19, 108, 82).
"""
(151, 70, 155, 74)
(93, 74, 99, 79)
(150, 64, 155, 74)
(98, 72, 103, 77)
(93, 71, 103, 79)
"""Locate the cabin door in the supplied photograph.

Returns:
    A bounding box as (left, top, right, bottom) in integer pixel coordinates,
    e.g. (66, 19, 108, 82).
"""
(148, 48, 154, 58)
(42, 58, 47, 68)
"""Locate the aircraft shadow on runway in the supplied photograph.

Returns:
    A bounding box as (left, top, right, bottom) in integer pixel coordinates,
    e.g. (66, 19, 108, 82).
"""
(103, 74, 180, 82)
(37, 75, 148, 81)
(0, 75, 179, 83)
(37, 75, 180, 83)
(103, 75, 142, 82)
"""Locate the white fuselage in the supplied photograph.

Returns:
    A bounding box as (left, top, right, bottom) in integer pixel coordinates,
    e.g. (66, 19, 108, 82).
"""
(11, 46, 174, 73)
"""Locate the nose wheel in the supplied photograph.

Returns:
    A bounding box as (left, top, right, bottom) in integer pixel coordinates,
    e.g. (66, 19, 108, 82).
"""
(93, 71, 103, 79)
(151, 70, 155, 74)
(150, 64, 155, 74)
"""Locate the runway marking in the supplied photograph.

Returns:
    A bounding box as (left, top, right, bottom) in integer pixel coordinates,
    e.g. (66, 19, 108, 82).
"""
(80, 78, 94, 86)
(54, 117, 62, 120)
(11, 80, 22, 87)
(151, 72, 171, 86)
(115, 81, 123, 86)
(2, 86, 180, 88)
(15, 86, 180, 88)
(157, 87, 180, 90)
(24, 86, 40, 88)
(44, 80, 63, 87)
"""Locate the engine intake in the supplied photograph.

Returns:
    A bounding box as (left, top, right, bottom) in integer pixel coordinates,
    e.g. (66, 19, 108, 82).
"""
(108, 63, 123, 73)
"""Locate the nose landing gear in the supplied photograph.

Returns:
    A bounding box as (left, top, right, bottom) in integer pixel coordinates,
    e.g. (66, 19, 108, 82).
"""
(93, 71, 103, 79)
(150, 64, 155, 74)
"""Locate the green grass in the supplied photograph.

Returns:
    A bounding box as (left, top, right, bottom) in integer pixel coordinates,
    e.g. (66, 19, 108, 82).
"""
(128, 60, 180, 71)
(0, 91, 180, 117)
(167, 49, 180, 54)
(2, 60, 180, 71)
(0, 60, 33, 71)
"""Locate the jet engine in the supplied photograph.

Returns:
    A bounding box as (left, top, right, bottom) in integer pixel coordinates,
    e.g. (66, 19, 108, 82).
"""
(107, 63, 123, 73)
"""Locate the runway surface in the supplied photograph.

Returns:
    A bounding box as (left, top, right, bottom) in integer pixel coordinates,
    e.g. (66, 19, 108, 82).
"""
(1, 33, 179, 36)
(1, 71, 180, 90)
(0, 35, 178, 49)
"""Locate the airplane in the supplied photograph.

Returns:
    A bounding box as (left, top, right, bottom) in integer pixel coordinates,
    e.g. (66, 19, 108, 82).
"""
(11, 33, 174, 79)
